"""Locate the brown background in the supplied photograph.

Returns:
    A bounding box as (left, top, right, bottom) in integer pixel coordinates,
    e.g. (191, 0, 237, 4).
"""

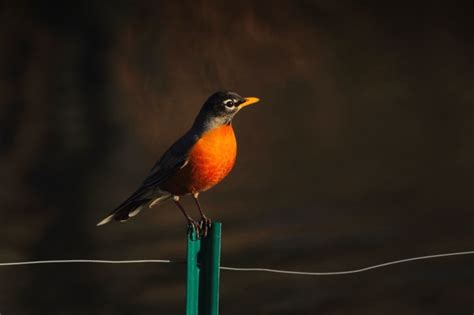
(0, 1, 473, 314)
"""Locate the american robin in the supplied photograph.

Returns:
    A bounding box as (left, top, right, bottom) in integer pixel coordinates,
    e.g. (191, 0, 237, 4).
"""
(97, 91, 259, 237)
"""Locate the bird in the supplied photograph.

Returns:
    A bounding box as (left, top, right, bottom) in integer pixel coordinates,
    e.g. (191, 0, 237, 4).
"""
(97, 91, 260, 237)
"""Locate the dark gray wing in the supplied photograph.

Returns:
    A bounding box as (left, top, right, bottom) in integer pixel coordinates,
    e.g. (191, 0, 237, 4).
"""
(141, 131, 198, 189)
(97, 131, 199, 225)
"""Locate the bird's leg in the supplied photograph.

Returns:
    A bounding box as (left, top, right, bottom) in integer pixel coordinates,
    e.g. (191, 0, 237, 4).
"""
(192, 192, 211, 238)
(173, 196, 200, 236)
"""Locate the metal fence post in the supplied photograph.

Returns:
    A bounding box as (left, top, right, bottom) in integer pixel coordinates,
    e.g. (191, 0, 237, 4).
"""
(186, 226, 201, 315)
(186, 222, 222, 315)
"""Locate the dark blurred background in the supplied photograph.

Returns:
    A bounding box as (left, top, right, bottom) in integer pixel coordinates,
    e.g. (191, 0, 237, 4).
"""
(0, 1, 473, 314)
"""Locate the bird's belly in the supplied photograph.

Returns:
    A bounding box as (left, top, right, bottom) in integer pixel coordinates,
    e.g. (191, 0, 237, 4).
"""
(160, 125, 237, 195)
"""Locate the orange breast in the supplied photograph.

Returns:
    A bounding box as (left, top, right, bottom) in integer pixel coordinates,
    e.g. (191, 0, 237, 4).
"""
(160, 125, 237, 195)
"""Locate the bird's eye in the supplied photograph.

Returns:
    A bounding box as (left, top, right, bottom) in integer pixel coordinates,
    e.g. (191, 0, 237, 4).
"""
(223, 99, 235, 108)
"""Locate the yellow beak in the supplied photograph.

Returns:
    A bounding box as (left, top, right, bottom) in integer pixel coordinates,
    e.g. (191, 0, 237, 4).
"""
(239, 97, 260, 108)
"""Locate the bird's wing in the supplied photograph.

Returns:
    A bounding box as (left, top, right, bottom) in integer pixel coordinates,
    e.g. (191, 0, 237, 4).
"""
(97, 131, 199, 226)
(142, 131, 198, 188)
(141, 146, 189, 189)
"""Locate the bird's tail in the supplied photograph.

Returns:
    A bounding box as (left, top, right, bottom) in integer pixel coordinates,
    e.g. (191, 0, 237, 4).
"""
(97, 190, 172, 226)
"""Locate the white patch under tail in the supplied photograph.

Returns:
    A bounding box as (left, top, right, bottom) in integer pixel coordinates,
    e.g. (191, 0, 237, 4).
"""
(128, 205, 144, 218)
(149, 193, 173, 208)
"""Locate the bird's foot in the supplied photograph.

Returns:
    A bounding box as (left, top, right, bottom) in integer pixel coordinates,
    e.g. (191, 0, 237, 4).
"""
(199, 215, 212, 238)
(187, 219, 201, 239)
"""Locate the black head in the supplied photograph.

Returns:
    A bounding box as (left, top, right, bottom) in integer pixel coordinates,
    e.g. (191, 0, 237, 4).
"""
(193, 91, 259, 130)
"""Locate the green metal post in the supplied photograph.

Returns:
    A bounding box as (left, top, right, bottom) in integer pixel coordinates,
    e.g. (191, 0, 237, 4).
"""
(186, 226, 201, 315)
(186, 222, 222, 315)
(199, 222, 222, 315)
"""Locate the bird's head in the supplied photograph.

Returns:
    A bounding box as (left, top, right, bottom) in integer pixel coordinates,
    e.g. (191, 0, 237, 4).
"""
(194, 91, 260, 130)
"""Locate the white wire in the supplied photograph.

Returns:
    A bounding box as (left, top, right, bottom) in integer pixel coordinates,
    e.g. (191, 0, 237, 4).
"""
(220, 250, 474, 275)
(0, 251, 472, 275)
(0, 259, 181, 266)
